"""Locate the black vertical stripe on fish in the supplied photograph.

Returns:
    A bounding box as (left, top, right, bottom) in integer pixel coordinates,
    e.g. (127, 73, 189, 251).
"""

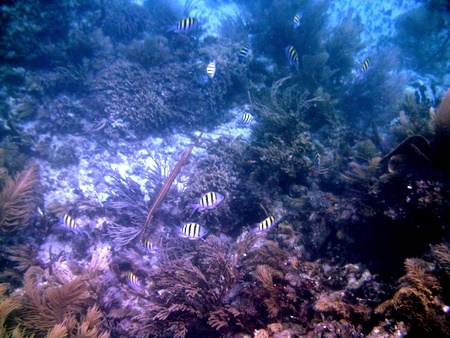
(285, 45, 299, 69)
(258, 216, 275, 231)
(63, 214, 76, 230)
(238, 45, 250, 62)
(361, 58, 370, 73)
(206, 60, 216, 79)
(240, 113, 253, 124)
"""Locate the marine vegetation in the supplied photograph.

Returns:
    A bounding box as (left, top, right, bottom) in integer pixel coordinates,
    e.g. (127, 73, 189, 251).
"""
(376, 258, 449, 337)
(0, 164, 41, 233)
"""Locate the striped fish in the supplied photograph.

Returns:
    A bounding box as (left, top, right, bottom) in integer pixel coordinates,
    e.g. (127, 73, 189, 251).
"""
(314, 152, 321, 172)
(238, 45, 250, 62)
(180, 223, 207, 239)
(239, 113, 253, 124)
(126, 272, 142, 290)
(191, 191, 224, 214)
(58, 214, 90, 238)
(168, 17, 198, 33)
(141, 239, 160, 254)
(285, 45, 299, 69)
(206, 60, 216, 79)
(254, 216, 276, 232)
(62, 214, 77, 231)
(360, 58, 370, 74)
(293, 11, 303, 28)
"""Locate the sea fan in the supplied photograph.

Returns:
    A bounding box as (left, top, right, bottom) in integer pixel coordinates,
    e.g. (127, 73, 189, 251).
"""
(0, 164, 41, 233)
(18, 266, 92, 335)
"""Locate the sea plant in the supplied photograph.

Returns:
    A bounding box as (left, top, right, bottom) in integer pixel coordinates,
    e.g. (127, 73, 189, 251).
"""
(0, 164, 41, 233)
(376, 258, 449, 337)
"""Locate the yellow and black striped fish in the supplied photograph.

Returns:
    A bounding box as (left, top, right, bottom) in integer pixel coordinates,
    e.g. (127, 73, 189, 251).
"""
(141, 239, 160, 254)
(168, 17, 198, 33)
(360, 58, 370, 74)
(255, 216, 276, 232)
(180, 223, 207, 239)
(285, 45, 299, 70)
(126, 272, 142, 290)
(293, 11, 303, 28)
(191, 191, 225, 214)
(238, 45, 250, 62)
(206, 60, 216, 79)
(239, 113, 253, 124)
(314, 151, 321, 171)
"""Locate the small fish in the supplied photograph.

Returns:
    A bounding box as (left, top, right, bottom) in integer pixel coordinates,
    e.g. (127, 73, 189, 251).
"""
(360, 58, 370, 74)
(238, 45, 251, 62)
(126, 272, 142, 290)
(191, 192, 225, 214)
(62, 214, 77, 231)
(293, 11, 304, 28)
(167, 17, 198, 33)
(59, 214, 90, 237)
(239, 113, 253, 124)
(180, 222, 207, 239)
(314, 152, 321, 172)
(254, 216, 276, 232)
(206, 60, 216, 79)
(285, 45, 299, 70)
(141, 239, 161, 254)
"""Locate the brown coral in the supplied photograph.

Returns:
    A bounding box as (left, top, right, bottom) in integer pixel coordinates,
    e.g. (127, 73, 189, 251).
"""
(0, 164, 41, 233)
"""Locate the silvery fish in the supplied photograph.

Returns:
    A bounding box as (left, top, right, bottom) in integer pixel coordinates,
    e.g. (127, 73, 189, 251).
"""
(285, 45, 299, 70)
(126, 272, 142, 290)
(206, 60, 216, 79)
(179, 222, 207, 239)
(314, 152, 321, 172)
(239, 113, 253, 124)
(59, 214, 90, 238)
(141, 238, 161, 254)
(253, 216, 276, 233)
(191, 192, 225, 214)
(167, 17, 198, 33)
(238, 45, 251, 62)
(293, 11, 303, 28)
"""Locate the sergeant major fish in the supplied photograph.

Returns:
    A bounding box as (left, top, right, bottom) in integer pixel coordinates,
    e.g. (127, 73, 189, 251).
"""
(238, 45, 251, 62)
(167, 17, 199, 33)
(141, 238, 161, 254)
(252, 216, 276, 233)
(179, 222, 207, 239)
(285, 45, 299, 70)
(293, 11, 304, 28)
(59, 214, 90, 238)
(206, 60, 216, 79)
(190, 191, 224, 215)
(126, 272, 142, 290)
(238, 113, 254, 124)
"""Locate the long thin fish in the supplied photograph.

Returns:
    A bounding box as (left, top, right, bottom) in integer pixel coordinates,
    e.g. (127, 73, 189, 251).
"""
(140, 132, 204, 239)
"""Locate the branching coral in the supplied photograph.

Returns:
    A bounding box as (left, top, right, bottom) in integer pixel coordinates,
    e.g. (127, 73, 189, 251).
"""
(376, 258, 449, 337)
(14, 265, 110, 337)
(0, 164, 41, 233)
(0, 283, 21, 336)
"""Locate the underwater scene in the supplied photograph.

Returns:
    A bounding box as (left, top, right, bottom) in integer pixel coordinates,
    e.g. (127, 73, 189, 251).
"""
(1, 0, 450, 337)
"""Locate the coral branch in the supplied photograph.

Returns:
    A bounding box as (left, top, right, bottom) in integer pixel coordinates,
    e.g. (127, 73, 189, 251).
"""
(0, 164, 41, 232)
